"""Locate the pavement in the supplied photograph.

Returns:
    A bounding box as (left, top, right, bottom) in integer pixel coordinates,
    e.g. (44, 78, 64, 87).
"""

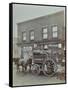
(13, 63, 65, 86)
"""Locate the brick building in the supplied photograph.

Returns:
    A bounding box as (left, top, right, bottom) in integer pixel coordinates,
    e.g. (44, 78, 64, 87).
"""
(17, 10, 65, 63)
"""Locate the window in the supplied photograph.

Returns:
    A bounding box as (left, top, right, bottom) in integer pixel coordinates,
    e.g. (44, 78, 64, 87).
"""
(52, 26, 58, 38)
(29, 46, 32, 51)
(22, 32, 26, 41)
(64, 46, 65, 50)
(42, 28, 48, 39)
(34, 43, 37, 48)
(30, 30, 34, 40)
(58, 43, 62, 48)
(44, 45, 48, 49)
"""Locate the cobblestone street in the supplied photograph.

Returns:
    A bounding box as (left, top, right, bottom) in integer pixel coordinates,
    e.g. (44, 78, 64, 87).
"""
(13, 63, 65, 86)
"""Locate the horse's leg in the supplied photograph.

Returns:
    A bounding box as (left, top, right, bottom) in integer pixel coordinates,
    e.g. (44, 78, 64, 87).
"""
(17, 64, 19, 72)
(25, 65, 27, 72)
(22, 65, 24, 72)
(17, 64, 20, 72)
(19, 65, 20, 72)
(28, 59, 32, 72)
(29, 64, 31, 72)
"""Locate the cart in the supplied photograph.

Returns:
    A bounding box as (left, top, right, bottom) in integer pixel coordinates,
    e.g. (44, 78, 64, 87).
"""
(31, 49, 58, 77)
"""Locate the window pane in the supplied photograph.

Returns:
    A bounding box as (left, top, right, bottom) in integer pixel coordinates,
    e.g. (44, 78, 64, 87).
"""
(53, 32, 57, 37)
(34, 44, 37, 48)
(29, 46, 32, 50)
(31, 31, 34, 36)
(31, 36, 34, 40)
(44, 45, 48, 49)
(58, 43, 62, 48)
(43, 28, 47, 33)
(23, 33, 26, 37)
(43, 34, 47, 39)
(23, 32, 26, 40)
(23, 37, 26, 40)
(30, 31, 34, 40)
(52, 26, 57, 32)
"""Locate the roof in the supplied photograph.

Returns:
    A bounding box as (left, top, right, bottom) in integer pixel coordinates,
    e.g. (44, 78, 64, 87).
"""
(17, 10, 64, 25)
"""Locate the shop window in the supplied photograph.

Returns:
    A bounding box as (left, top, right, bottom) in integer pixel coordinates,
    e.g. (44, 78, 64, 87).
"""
(44, 45, 48, 49)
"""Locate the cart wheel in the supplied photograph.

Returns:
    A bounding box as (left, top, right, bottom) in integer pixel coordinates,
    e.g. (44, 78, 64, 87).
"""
(43, 59, 57, 77)
(31, 64, 40, 75)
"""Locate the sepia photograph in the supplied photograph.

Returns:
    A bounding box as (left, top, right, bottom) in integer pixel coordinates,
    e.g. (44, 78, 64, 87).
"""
(9, 3, 66, 87)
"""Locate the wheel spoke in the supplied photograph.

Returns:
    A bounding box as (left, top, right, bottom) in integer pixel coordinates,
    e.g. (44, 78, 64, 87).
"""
(31, 64, 40, 75)
(43, 59, 57, 76)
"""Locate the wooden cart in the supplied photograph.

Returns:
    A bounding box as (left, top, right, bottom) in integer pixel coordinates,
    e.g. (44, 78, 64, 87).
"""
(31, 49, 58, 77)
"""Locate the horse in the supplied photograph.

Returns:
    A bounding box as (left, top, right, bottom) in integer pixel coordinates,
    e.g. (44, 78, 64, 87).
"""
(13, 57, 32, 72)
(13, 58, 22, 72)
(24, 58, 32, 72)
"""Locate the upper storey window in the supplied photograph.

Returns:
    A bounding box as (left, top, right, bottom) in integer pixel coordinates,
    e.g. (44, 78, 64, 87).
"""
(30, 30, 34, 40)
(52, 26, 58, 38)
(22, 32, 26, 41)
(42, 27, 48, 39)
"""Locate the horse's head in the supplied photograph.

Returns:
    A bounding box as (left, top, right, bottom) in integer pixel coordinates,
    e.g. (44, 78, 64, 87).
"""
(14, 58, 20, 64)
